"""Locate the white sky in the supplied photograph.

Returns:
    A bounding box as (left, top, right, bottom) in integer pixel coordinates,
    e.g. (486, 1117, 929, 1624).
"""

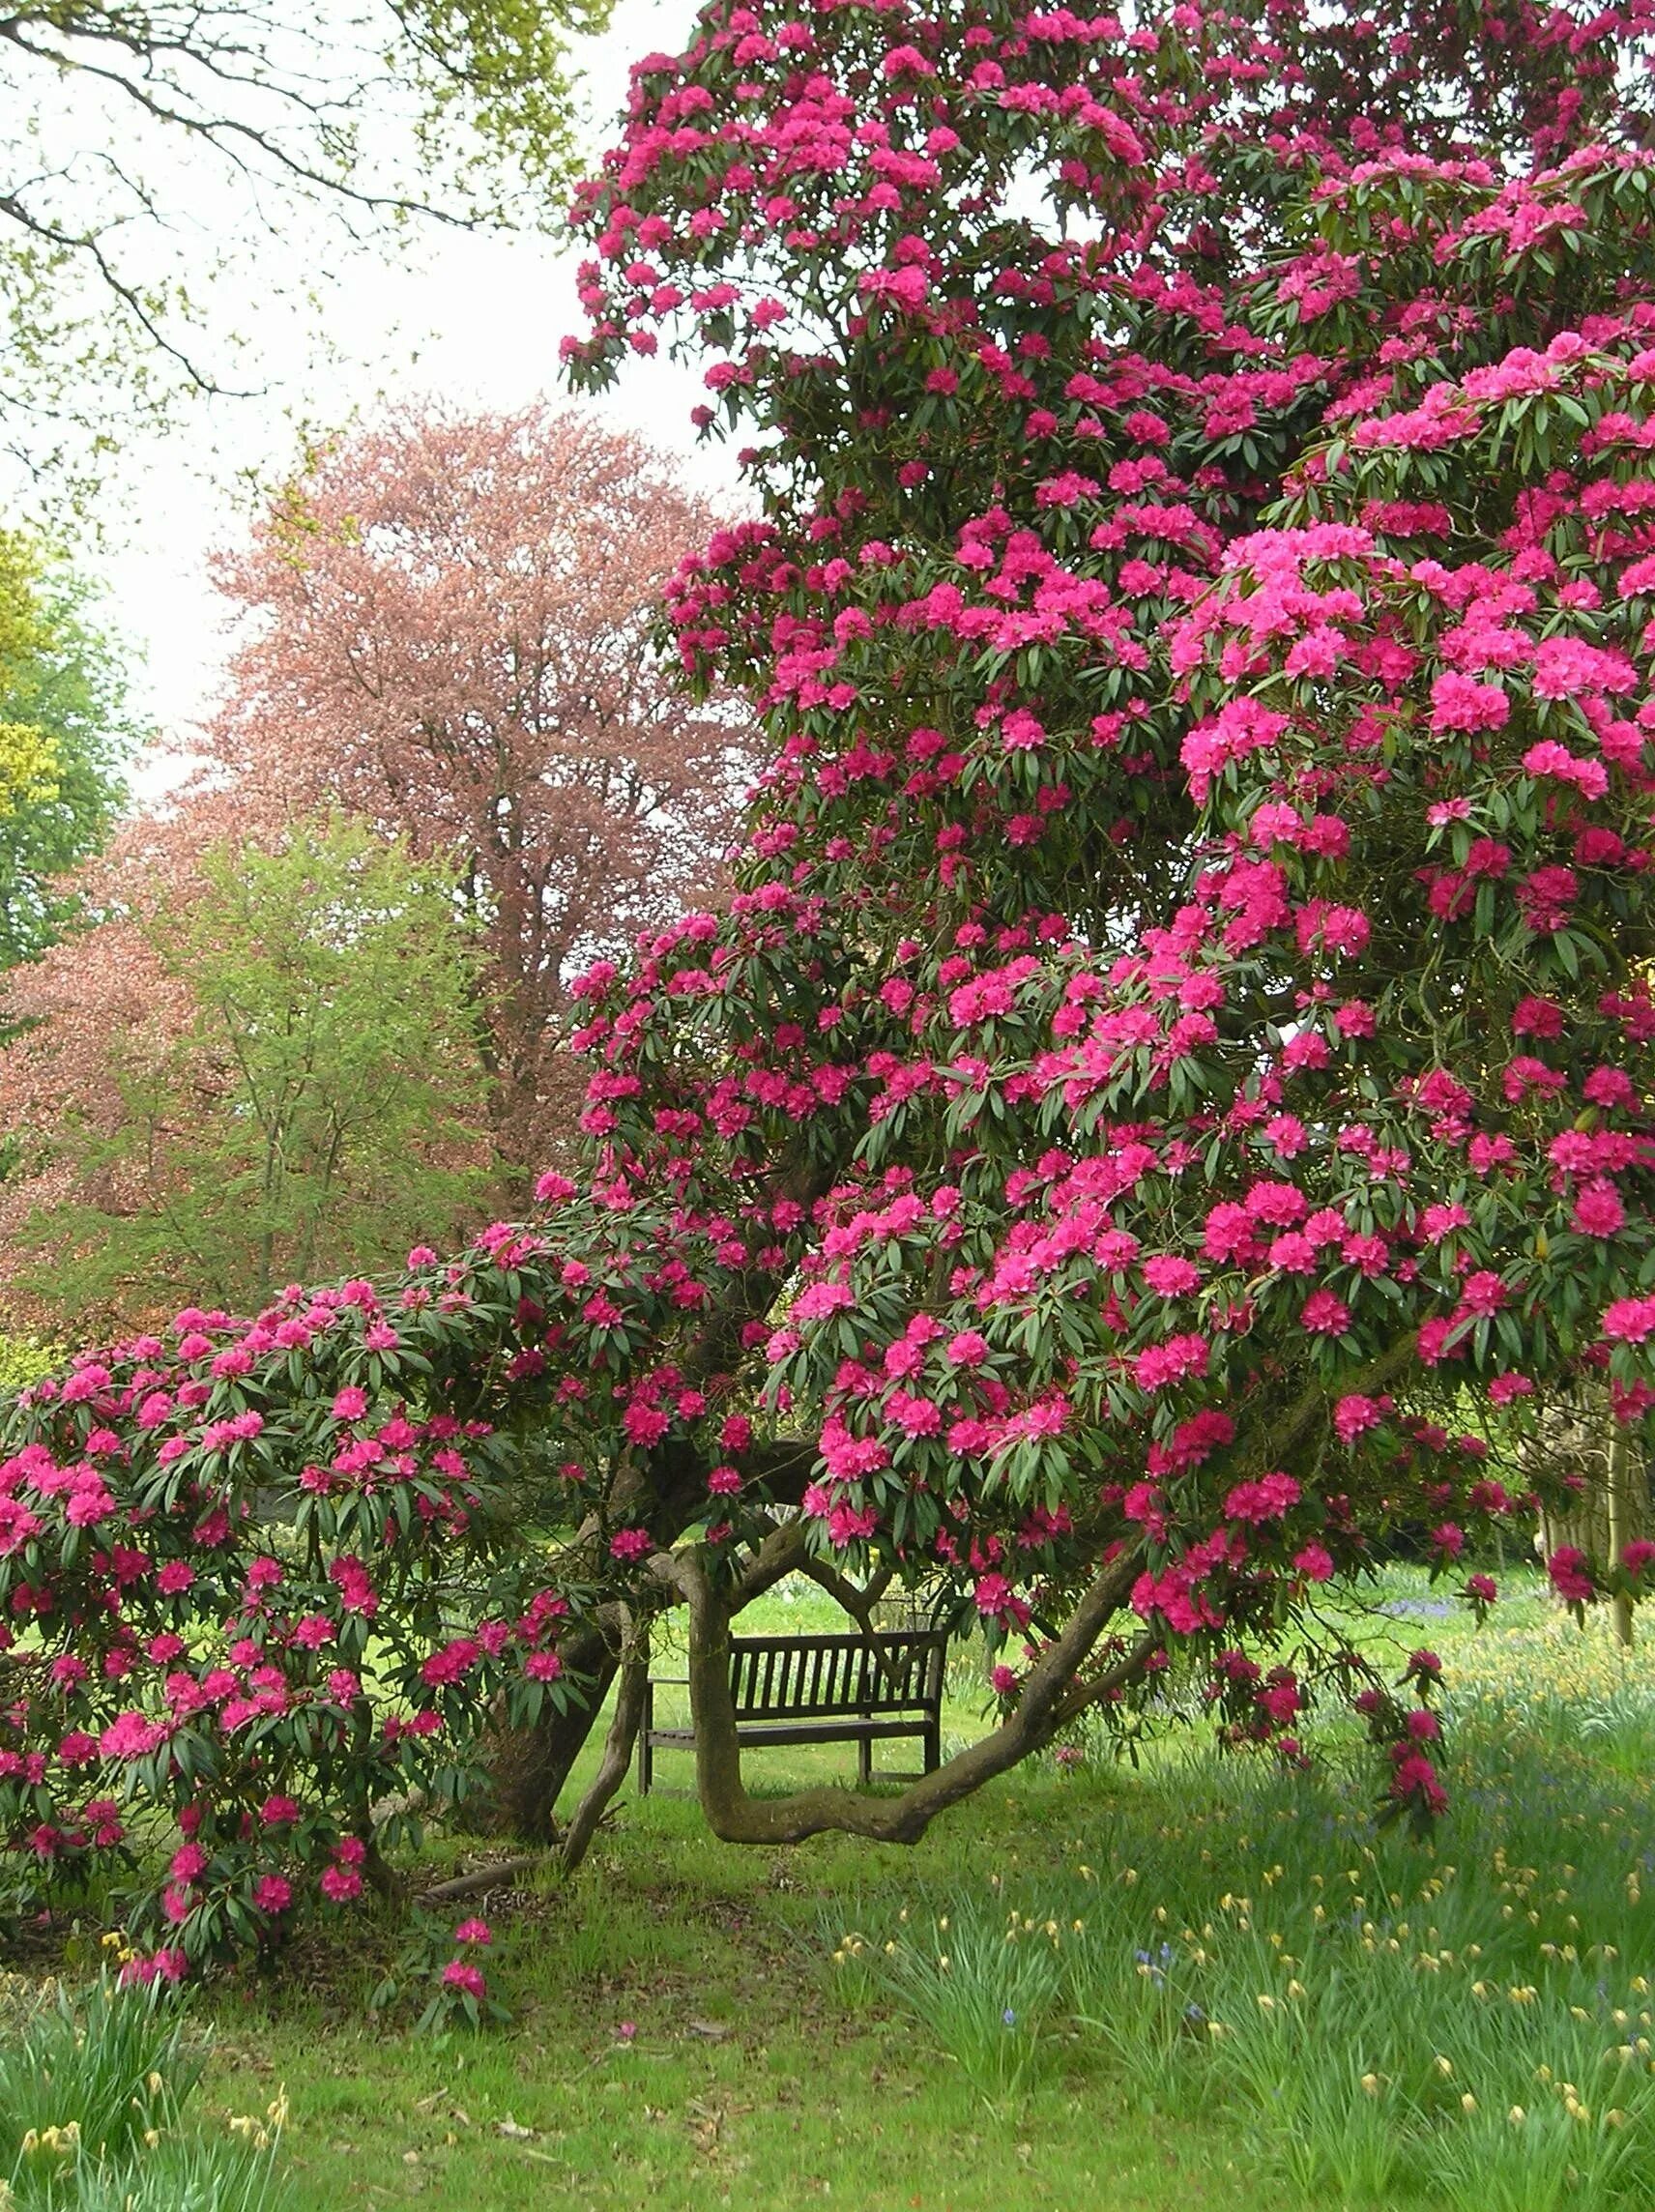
(88, 0, 729, 782)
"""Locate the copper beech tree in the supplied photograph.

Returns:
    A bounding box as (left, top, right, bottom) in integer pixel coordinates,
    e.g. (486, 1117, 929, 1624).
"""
(204, 405, 752, 1164)
(9, 0, 1655, 1974)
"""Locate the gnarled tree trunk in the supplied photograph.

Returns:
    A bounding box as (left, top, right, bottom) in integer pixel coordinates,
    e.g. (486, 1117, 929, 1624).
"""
(480, 1623, 622, 1839)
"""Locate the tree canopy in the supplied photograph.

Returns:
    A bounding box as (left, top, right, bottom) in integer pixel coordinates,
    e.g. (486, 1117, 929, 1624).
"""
(204, 405, 751, 1167)
(0, 534, 71, 826)
(7, 0, 1655, 1971)
(0, 814, 498, 1324)
(0, 534, 134, 973)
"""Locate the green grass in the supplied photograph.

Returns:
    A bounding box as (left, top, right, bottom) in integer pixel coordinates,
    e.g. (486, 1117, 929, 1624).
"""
(20, 1567, 1655, 2211)
(203, 1777, 1259, 2211)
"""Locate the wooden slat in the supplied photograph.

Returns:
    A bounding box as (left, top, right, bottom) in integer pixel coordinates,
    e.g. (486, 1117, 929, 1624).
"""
(717, 1631, 945, 1723)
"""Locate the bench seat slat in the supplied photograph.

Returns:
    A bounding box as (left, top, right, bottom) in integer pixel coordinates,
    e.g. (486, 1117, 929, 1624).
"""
(724, 1632, 944, 1717)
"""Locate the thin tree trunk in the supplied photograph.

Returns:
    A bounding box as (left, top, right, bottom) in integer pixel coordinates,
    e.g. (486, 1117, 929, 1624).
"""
(559, 1650, 650, 1876)
(1608, 1424, 1635, 1649)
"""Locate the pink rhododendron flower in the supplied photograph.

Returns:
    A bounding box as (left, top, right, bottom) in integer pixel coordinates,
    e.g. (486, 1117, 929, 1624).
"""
(1547, 1547, 1595, 1604)
(1572, 1179, 1626, 1237)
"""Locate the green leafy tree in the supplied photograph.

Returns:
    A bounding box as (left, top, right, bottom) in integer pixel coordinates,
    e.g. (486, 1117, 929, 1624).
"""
(0, 1328, 56, 1395)
(0, 534, 134, 971)
(4, 814, 499, 1318)
(0, 532, 66, 819)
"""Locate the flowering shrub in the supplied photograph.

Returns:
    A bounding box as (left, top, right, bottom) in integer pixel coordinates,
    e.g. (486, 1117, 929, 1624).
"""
(9, 0, 1655, 1965)
(0, 1269, 587, 1970)
(369, 1911, 509, 2034)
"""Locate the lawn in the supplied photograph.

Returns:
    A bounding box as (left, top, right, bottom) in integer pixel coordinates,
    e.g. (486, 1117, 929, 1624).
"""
(158, 1566, 1655, 2212)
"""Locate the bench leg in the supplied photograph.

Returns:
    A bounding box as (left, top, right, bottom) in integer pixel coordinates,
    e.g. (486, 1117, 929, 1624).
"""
(857, 1732, 873, 1789)
(924, 1715, 941, 1774)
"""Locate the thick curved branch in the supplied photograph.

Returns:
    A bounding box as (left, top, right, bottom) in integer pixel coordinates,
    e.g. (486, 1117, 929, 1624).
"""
(1047, 1630, 1162, 1730)
(732, 1514, 811, 1602)
(740, 1438, 820, 1504)
(797, 1557, 893, 1636)
(793, 1556, 932, 1699)
(1272, 1332, 1420, 1470)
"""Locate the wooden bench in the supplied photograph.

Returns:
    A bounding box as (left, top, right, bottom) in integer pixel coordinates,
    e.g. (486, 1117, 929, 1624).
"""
(637, 1630, 946, 1795)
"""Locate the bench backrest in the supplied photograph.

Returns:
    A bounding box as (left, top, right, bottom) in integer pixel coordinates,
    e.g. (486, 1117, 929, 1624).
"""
(727, 1631, 945, 1720)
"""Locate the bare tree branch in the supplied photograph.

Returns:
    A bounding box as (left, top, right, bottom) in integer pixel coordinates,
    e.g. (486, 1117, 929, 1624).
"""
(558, 1645, 650, 1876)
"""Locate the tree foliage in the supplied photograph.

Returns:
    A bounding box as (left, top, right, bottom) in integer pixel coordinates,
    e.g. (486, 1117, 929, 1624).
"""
(8, 0, 1655, 1971)
(0, 534, 70, 825)
(0, 535, 134, 973)
(0, 0, 609, 493)
(0, 814, 497, 1323)
(204, 404, 752, 1166)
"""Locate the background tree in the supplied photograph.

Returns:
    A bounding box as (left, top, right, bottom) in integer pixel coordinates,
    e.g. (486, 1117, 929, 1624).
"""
(0, 0, 609, 495)
(0, 533, 70, 821)
(203, 404, 752, 1169)
(0, 812, 496, 1322)
(0, 533, 135, 974)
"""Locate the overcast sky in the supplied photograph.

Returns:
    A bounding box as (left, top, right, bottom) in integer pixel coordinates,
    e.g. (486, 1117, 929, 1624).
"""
(93, 0, 726, 775)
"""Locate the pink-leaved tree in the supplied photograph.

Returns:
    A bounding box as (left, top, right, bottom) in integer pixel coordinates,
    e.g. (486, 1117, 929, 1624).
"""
(5, 0, 1655, 1977)
(204, 403, 752, 1166)
(0, 406, 751, 1332)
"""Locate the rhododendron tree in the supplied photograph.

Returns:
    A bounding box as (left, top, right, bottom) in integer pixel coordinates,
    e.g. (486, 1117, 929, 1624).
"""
(9, 0, 1655, 1972)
